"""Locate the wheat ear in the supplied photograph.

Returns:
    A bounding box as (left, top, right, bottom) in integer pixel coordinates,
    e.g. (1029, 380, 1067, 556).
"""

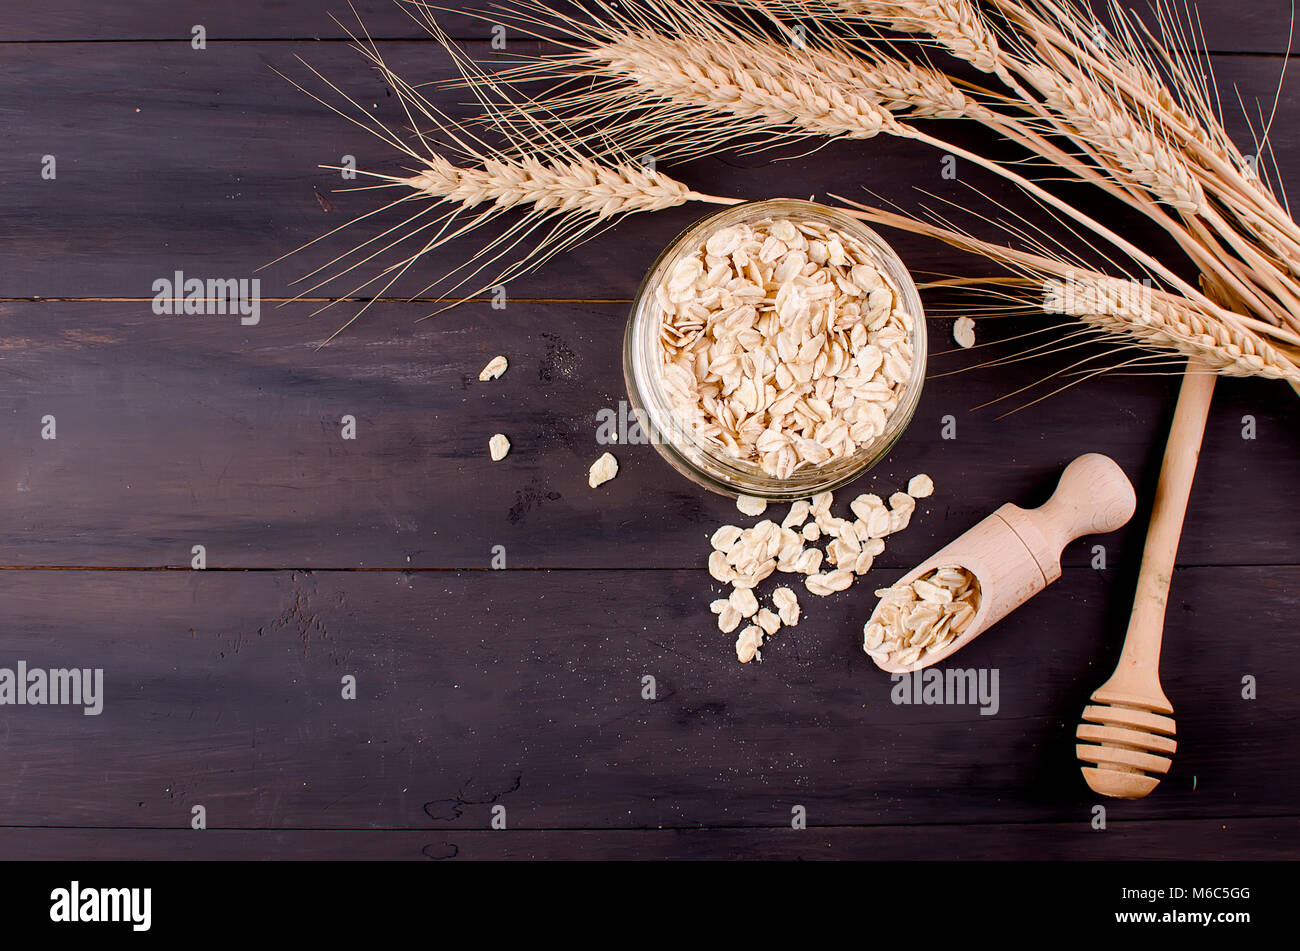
(269, 11, 735, 341)
(399, 154, 717, 218)
(759, 0, 1006, 74)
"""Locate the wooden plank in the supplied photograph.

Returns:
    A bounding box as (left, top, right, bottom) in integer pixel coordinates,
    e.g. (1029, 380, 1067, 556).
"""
(0, 39, 1019, 301)
(1, 41, 1294, 301)
(0, 0, 521, 42)
(0, 566, 1294, 831)
(1, 0, 1293, 55)
(0, 300, 1296, 569)
(0, 817, 1295, 859)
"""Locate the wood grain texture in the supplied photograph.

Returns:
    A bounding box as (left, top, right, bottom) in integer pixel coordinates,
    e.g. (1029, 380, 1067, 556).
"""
(0, 0, 1296, 861)
(1, 0, 1294, 53)
(0, 567, 1294, 839)
(1, 819, 1297, 860)
(0, 0, 524, 42)
(2, 41, 1295, 300)
(0, 37, 999, 300)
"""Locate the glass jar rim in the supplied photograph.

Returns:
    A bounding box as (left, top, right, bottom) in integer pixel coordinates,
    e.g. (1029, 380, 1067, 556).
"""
(623, 198, 927, 500)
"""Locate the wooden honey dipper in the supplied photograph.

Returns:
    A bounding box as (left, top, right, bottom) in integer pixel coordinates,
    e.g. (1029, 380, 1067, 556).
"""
(1077, 362, 1217, 799)
(869, 453, 1137, 675)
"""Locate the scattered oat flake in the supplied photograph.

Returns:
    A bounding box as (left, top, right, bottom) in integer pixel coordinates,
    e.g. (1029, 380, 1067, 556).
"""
(478, 354, 508, 381)
(953, 317, 976, 349)
(711, 525, 744, 552)
(772, 586, 800, 627)
(907, 474, 934, 498)
(708, 550, 735, 583)
(755, 608, 781, 637)
(488, 433, 510, 461)
(729, 586, 759, 618)
(705, 479, 937, 663)
(781, 500, 810, 529)
(736, 625, 764, 663)
(588, 452, 618, 487)
(805, 569, 852, 597)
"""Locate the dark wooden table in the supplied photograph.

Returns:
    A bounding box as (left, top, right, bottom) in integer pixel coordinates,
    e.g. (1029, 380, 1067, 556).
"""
(1, 0, 1296, 860)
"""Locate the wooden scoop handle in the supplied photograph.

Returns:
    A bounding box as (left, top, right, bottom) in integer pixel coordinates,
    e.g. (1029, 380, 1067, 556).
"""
(1027, 453, 1138, 557)
(999, 454, 1136, 585)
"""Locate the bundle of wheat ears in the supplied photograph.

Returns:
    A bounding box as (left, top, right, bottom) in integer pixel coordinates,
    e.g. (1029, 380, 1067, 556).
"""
(282, 0, 1300, 395)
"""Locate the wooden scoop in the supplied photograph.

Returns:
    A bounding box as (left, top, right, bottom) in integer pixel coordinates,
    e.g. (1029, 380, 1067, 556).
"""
(1077, 362, 1216, 799)
(869, 453, 1136, 674)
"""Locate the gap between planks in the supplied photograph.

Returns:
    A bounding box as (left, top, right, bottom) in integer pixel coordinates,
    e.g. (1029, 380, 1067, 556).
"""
(0, 563, 1295, 572)
(0, 36, 536, 45)
(2, 811, 1299, 832)
(0, 297, 633, 304)
(0, 37, 1288, 58)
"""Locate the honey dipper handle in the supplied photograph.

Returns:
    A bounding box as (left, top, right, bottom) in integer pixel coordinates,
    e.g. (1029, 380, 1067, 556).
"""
(1031, 453, 1138, 556)
(1108, 363, 1217, 692)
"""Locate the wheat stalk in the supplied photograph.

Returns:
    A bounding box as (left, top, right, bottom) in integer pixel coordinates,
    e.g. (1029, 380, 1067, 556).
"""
(790, 0, 1290, 228)
(1054, 277, 1292, 380)
(583, 30, 902, 138)
(984, 2, 1300, 270)
(445, 0, 1300, 383)
(760, 0, 1300, 333)
(993, 8, 1300, 273)
(288, 0, 1300, 388)
(841, 198, 1300, 385)
(468, 3, 1271, 327)
(783, 0, 1300, 319)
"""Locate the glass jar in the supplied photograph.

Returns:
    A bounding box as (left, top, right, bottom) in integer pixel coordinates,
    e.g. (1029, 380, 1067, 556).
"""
(623, 198, 927, 500)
